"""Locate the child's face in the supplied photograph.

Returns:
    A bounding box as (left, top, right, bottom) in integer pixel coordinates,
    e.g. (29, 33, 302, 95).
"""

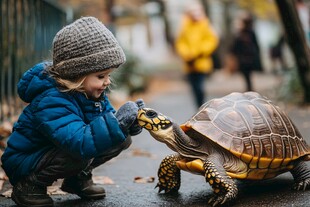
(83, 69, 114, 99)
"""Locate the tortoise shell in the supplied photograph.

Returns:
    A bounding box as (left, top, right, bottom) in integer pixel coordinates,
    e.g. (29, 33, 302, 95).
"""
(181, 92, 310, 173)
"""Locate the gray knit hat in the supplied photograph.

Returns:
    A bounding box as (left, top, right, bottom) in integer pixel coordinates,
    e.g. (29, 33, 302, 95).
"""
(52, 16, 126, 79)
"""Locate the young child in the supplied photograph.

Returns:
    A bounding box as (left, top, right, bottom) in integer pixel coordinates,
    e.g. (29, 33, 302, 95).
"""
(1, 16, 144, 207)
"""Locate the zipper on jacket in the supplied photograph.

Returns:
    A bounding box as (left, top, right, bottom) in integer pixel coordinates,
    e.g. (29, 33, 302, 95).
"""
(94, 102, 102, 112)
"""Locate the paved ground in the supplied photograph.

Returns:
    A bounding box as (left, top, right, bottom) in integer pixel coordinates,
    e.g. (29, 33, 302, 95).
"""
(1, 70, 310, 207)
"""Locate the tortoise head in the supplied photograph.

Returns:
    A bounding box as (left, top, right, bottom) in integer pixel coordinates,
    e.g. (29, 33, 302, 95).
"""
(137, 108, 175, 144)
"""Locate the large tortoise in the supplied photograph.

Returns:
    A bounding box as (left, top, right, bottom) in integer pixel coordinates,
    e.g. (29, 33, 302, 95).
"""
(137, 92, 310, 206)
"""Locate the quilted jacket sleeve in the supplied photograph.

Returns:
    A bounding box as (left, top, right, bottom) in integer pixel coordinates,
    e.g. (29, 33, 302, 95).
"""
(33, 94, 126, 160)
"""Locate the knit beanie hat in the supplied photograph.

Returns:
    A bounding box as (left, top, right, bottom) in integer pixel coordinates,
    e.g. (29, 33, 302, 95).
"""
(52, 16, 126, 80)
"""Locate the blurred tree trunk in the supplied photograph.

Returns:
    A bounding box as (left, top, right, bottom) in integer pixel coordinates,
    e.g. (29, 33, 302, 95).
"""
(157, 0, 174, 50)
(105, 0, 115, 22)
(222, 0, 233, 49)
(216, 0, 234, 67)
(104, 0, 116, 34)
(274, 0, 310, 103)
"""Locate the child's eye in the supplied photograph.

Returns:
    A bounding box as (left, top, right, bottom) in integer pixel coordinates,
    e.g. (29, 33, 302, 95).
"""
(98, 72, 111, 79)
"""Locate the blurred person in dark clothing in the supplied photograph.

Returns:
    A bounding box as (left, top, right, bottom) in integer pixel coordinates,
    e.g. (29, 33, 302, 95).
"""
(269, 34, 287, 73)
(229, 12, 263, 92)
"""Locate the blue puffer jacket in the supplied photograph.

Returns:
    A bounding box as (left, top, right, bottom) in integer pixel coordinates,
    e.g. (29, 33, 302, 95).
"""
(1, 62, 126, 185)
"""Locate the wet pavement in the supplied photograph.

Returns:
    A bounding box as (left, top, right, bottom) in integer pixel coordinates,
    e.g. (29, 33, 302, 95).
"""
(1, 70, 310, 207)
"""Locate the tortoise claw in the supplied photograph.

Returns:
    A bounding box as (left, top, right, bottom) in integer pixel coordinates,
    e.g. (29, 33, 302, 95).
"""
(155, 182, 178, 194)
(155, 184, 162, 193)
(155, 183, 168, 193)
(208, 196, 218, 206)
(208, 194, 233, 207)
(209, 196, 225, 206)
(293, 178, 310, 191)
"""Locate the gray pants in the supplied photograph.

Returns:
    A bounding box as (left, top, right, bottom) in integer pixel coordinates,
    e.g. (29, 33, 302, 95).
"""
(32, 137, 132, 186)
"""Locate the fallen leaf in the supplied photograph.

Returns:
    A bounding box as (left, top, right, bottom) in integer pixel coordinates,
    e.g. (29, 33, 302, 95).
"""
(0, 142, 6, 150)
(1, 189, 12, 198)
(93, 176, 115, 185)
(0, 122, 12, 138)
(0, 170, 8, 180)
(134, 176, 155, 184)
(0, 180, 4, 191)
(131, 148, 157, 159)
(47, 186, 67, 195)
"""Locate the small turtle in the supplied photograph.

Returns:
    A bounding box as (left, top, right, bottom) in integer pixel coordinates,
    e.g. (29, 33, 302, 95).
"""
(137, 92, 310, 206)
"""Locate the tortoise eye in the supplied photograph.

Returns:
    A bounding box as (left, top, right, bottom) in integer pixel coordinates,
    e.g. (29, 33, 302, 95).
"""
(146, 110, 157, 118)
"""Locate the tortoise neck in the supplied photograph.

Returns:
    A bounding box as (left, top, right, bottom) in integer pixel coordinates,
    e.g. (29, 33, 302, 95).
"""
(173, 123, 191, 143)
(172, 123, 198, 154)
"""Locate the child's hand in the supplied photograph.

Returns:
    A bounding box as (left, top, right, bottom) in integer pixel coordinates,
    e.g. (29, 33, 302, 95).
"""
(128, 99, 145, 136)
(115, 100, 144, 136)
(135, 99, 145, 108)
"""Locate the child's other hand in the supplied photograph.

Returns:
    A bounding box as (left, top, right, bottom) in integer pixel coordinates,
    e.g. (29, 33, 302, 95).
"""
(115, 101, 138, 134)
(128, 120, 142, 136)
(128, 99, 145, 136)
(135, 98, 145, 109)
(115, 99, 145, 136)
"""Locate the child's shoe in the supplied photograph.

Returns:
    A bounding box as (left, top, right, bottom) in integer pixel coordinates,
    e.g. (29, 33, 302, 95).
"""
(11, 176, 53, 207)
(61, 170, 106, 199)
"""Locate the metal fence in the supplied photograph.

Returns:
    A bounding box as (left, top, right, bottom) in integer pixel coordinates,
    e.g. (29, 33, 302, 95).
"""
(0, 0, 66, 123)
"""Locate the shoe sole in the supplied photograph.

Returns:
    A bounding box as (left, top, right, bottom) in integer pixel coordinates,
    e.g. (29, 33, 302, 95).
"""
(61, 186, 106, 200)
(62, 188, 106, 200)
(11, 191, 53, 207)
(79, 193, 106, 200)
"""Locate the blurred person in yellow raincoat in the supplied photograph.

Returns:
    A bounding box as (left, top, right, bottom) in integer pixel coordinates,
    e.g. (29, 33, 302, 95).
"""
(175, 3, 219, 108)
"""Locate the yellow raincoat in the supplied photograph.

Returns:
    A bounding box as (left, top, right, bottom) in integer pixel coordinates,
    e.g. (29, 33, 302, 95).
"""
(175, 15, 219, 74)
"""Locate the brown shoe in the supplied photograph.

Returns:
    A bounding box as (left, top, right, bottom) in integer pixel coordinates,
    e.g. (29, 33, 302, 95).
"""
(12, 177, 53, 207)
(61, 170, 105, 200)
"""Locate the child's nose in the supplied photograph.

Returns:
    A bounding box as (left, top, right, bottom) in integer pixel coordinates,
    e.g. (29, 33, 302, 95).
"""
(104, 78, 111, 86)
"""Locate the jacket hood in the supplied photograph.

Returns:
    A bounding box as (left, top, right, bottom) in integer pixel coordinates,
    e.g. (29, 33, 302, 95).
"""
(18, 62, 56, 103)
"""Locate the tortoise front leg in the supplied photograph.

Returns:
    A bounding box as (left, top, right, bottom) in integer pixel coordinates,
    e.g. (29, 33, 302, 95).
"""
(290, 160, 310, 191)
(203, 154, 238, 206)
(156, 153, 182, 193)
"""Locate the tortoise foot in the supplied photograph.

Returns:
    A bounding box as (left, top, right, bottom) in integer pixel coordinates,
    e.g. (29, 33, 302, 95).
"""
(293, 177, 310, 191)
(156, 180, 179, 194)
(208, 186, 238, 207)
(291, 161, 310, 191)
(156, 154, 181, 193)
(203, 158, 238, 206)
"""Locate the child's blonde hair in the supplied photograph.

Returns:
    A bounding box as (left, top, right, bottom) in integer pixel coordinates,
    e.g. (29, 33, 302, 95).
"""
(55, 76, 86, 93)
(46, 64, 113, 95)
(47, 65, 86, 93)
